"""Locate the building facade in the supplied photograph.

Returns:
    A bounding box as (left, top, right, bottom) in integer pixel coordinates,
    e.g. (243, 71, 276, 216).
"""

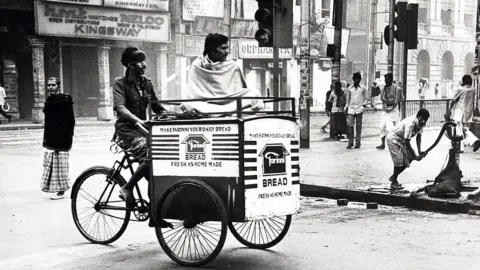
(0, 0, 172, 123)
(345, 0, 477, 100)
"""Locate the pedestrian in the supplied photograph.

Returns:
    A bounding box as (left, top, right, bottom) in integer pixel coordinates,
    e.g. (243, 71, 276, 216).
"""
(445, 74, 480, 153)
(0, 83, 13, 124)
(40, 77, 75, 199)
(434, 83, 440, 99)
(386, 109, 430, 189)
(320, 84, 333, 133)
(418, 78, 428, 99)
(376, 73, 404, 150)
(371, 80, 381, 108)
(328, 81, 347, 139)
(345, 71, 368, 149)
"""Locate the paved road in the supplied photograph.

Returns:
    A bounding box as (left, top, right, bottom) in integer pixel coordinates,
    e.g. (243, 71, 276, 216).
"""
(2, 126, 480, 269)
(1, 195, 480, 270)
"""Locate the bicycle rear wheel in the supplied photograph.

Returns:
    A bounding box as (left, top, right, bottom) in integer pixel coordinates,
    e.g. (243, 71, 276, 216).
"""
(228, 215, 292, 249)
(71, 166, 131, 245)
(155, 179, 227, 267)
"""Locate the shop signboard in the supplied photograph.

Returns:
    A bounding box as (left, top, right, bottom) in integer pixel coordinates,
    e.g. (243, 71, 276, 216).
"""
(104, 0, 168, 11)
(183, 0, 224, 21)
(183, 35, 238, 59)
(42, 0, 169, 11)
(35, 1, 170, 42)
(42, 0, 103, 6)
(192, 16, 256, 38)
(238, 39, 293, 59)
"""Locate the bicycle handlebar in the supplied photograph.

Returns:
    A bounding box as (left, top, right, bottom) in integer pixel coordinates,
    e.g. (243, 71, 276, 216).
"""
(135, 122, 149, 136)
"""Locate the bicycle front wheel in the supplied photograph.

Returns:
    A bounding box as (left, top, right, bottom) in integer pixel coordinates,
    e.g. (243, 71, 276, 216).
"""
(71, 166, 131, 245)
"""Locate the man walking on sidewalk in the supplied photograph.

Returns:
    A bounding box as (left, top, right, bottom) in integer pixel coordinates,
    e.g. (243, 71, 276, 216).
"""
(345, 72, 368, 149)
(445, 74, 480, 153)
(0, 83, 12, 124)
(386, 109, 430, 189)
(377, 73, 404, 150)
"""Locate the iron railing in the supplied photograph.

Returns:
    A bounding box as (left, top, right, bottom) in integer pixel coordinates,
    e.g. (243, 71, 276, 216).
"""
(405, 99, 451, 127)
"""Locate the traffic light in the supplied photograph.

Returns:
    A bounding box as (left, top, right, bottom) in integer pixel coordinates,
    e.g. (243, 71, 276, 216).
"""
(254, 0, 293, 48)
(255, 0, 274, 47)
(394, 2, 408, 42)
(277, 0, 293, 48)
(407, 3, 419, 49)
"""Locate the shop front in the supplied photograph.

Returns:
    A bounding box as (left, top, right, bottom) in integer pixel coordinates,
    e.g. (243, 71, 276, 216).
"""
(31, 0, 170, 122)
(0, 0, 36, 120)
(237, 39, 294, 109)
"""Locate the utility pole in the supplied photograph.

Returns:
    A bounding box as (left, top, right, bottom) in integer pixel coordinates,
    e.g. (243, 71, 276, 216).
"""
(273, 0, 280, 111)
(332, 0, 345, 83)
(369, 0, 378, 106)
(299, 0, 311, 148)
(387, 0, 395, 73)
(365, 0, 372, 91)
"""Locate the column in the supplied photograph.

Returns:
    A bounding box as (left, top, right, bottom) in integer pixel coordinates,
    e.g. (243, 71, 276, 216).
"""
(176, 56, 188, 99)
(459, 0, 465, 25)
(154, 44, 168, 100)
(430, 0, 439, 24)
(97, 44, 114, 120)
(29, 38, 46, 124)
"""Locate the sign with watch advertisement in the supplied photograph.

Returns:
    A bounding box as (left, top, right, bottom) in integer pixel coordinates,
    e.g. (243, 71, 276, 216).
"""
(35, 1, 170, 42)
(42, 0, 169, 11)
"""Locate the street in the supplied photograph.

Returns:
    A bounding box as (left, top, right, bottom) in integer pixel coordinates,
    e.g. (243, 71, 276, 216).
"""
(2, 126, 480, 269)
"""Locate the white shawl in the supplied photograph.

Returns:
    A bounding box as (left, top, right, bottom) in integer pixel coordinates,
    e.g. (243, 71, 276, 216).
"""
(181, 55, 263, 113)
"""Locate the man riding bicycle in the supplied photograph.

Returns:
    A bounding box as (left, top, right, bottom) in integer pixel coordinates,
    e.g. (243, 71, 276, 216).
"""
(113, 46, 165, 205)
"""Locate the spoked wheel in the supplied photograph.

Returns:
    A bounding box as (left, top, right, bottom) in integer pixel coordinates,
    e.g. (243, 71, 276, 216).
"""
(71, 166, 131, 244)
(228, 215, 292, 249)
(155, 179, 227, 267)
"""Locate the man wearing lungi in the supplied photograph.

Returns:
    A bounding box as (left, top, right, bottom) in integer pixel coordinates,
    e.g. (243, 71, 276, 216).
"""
(113, 46, 166, 204)
(376, 73, 404, 150)
(386, 109, 430, 189)
(445, 75, 480, 153)
(40, 77, 75, 199)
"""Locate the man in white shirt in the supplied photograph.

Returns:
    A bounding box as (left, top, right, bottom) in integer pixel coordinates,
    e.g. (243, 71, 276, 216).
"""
(0, 84, 12, 124)
(345, 72, 368, 149)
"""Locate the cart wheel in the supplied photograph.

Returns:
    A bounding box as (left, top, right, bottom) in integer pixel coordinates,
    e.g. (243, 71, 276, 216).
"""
(71, 166, 131, 245)
(155, 179, 227, 267)
(228, 215, 292, 249)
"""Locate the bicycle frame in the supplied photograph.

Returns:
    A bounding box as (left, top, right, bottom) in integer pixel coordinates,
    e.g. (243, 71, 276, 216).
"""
(97, 153, 149, 214)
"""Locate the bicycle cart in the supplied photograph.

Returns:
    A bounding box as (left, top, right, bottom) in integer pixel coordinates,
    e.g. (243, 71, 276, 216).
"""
(71, 97, 301, 266)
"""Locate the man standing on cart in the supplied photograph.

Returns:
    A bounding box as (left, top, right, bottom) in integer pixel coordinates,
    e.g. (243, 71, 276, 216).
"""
(180, 33, 263, 113)
(112, 46, 166, 205)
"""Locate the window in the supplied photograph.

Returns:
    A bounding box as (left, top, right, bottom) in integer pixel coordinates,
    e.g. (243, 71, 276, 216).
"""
(321, 0, 330, 18)
(440, 0, 453, 26)
(418, 0, 429, 24)
(464, 0, 474, 28)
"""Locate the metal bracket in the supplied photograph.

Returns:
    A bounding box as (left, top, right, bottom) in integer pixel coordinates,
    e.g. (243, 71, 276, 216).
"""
(274, 3, 287, 15)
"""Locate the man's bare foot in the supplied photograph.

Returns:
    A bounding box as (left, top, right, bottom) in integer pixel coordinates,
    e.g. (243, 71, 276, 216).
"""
(390, 183, 403, 190)
(376, 144, 385, 150)
(119, 186, 134, 205)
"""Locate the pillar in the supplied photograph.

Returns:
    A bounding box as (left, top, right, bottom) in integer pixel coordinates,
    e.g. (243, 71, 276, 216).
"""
(29, 38, 46, 124)
(154, 44, 168, 100)
(97, 44, 114, 120)
(459, 0, 465, 25)
(430, 0, 439, 24)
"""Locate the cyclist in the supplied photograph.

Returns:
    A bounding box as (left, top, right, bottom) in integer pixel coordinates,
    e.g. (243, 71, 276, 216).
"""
(112, 46, 165, 208)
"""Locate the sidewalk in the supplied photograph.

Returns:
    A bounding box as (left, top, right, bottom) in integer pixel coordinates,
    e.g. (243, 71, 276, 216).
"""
(0, 117, 114, 131)
(300, 121, 480, 214)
